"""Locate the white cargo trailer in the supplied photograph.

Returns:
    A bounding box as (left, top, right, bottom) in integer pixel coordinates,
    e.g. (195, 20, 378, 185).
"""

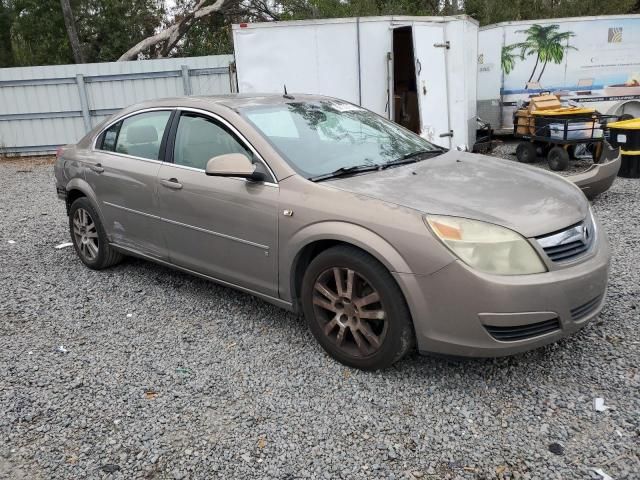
(478, 14, 640, 132)
(232, 16, 478, 149)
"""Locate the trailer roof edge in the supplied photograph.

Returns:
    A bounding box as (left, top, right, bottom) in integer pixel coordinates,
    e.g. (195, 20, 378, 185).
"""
(480, 13, 640, 31)
(233, 15, 479, 30)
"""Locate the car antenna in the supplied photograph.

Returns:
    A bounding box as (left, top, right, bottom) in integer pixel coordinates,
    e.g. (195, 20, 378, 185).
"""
(283, 84, 294, 100)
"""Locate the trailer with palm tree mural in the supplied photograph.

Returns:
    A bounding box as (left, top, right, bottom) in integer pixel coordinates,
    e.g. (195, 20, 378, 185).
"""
(478, 14, 640, 134)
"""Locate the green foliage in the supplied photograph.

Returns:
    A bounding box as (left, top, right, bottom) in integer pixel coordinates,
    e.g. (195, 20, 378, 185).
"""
(9, 0, 74, 66)
(0, 1, 15, 67)
(0, 0, 638, 67)
(501, 44, 521, 74)
(465, 0, 637, 26)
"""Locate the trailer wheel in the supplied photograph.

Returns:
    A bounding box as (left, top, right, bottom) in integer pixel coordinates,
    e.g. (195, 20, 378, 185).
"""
(547, 146, 570, 171)
(516, 141, 537, 163)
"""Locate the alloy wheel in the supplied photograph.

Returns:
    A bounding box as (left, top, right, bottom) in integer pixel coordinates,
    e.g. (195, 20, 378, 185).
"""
(312, 267, 388, 358)
(72, 208, 99, 261)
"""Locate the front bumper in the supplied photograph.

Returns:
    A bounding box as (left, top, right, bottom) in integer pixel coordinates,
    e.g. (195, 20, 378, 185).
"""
(566, 142, 621, 199)
(394, 224, 610, 357)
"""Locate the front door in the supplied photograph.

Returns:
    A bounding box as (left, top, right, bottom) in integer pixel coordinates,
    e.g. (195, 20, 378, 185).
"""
(156, 111, 279, 297)
(85, 110, 173, 258)
(411, 24, 451, 148)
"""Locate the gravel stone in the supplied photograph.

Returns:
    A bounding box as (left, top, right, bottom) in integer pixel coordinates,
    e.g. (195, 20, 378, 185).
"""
(0, 156, 638, 479)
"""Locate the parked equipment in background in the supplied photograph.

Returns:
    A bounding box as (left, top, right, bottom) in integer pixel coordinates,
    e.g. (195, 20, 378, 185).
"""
(478, 14, 640, 133)
(232, 16, 479, 151)
(607, 117, 640, 177)
(513, 94, 619, 171)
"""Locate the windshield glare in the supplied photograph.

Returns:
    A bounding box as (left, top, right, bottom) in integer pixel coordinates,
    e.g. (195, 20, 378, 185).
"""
(240, 100, 441, 178)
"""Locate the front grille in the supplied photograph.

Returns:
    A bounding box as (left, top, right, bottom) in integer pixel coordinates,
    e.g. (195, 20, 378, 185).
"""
(536, 216, 595, 263)
(571, 296, 602, 321)
(542, 240, 590, 262)
(484, 318, 561, 341)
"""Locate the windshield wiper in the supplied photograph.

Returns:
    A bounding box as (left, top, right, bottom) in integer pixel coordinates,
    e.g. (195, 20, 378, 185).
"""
(383, 149, 447, 169)
(309, 164, 381, 182)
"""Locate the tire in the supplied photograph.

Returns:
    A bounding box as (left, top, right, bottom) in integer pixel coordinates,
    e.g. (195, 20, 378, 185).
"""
(301, 246, 414, 370)
(547, 146, 570, 171)
(516, 141, 537, 163)
(68, 197, 123, 270)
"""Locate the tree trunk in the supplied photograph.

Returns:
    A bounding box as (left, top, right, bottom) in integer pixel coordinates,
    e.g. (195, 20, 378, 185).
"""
(536, 61, 548, 83)
(118, 0, 226, 61)
(526, 54, 539, 85)
(60, 0, 85, 64)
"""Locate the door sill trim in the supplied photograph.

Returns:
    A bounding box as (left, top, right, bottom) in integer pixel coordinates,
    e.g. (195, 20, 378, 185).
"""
(111, 243, 293, 311)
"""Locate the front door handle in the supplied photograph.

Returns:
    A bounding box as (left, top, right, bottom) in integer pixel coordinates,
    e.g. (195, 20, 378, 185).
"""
(160, 178, 183, 190)
(90, 163, 104, 173)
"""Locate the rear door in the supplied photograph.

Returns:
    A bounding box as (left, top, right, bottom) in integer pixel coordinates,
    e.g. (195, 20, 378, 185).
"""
(86, 109, 173, 258)
(412, 24, 451, 148)
(156, 110, 279, 297)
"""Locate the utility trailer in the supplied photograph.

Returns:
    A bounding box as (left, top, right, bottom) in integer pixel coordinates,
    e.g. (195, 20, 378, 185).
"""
(478, 14, 640, 133)
(232, 16, 478, 150)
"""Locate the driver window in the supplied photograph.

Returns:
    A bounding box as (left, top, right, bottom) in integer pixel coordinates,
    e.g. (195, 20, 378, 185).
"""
(173, 114, 253, 170)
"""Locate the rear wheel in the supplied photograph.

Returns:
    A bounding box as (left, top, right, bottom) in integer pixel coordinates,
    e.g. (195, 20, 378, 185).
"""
(301, 246, 414, 370)
(547, 146, 570, 171)
(516, 141, 537, 163)
(69, 197, 123, 270)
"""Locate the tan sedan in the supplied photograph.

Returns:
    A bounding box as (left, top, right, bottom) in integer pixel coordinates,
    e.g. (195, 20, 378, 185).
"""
(55, 95, 611, 369)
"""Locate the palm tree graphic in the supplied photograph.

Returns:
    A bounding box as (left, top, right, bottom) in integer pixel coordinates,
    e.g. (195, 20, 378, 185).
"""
(503, 24, 576, 87)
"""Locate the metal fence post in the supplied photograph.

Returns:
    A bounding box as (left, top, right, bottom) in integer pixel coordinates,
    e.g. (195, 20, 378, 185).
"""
(181, 66, 192, 96)
(75, 74, 91, 131)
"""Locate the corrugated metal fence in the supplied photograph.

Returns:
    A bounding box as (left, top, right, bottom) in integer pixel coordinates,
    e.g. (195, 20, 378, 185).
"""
(0, 54, 234, 155)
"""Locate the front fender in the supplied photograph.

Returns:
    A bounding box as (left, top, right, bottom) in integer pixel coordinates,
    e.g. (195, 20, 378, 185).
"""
(280, 221, 415, 303)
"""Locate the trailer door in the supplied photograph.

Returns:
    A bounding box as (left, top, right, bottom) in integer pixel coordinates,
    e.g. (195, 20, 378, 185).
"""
(412, 24, 451, 148)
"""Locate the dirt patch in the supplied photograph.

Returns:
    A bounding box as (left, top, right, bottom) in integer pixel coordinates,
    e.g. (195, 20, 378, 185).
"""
(0, 155, 56, 168)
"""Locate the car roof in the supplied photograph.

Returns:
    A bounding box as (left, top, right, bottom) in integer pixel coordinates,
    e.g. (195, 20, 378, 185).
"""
(123, 93, 341, 113)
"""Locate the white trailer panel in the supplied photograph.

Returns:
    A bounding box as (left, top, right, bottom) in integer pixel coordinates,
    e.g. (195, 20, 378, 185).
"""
(233, 16, 478, 149)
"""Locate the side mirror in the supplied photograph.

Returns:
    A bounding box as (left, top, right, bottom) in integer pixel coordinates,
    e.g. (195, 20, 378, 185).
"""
(205, 153, 265, 181)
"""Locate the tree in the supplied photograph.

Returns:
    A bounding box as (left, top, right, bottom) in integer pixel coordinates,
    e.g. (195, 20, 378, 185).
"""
(117, 0, 228, 61)
(59, 0, 85, 63)
(0, 0, 15, 67)
(500, 44, 520, 75)
(514, 24, 575, 86)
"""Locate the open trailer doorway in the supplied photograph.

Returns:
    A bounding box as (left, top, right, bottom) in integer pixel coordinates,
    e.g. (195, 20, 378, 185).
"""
(392, 26, 420, 134)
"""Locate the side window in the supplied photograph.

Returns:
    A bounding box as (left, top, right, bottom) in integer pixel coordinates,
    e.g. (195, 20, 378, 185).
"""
(113, 111, 171, 160)
(173, 114, 253, 170)
(100, 121, 121, 152)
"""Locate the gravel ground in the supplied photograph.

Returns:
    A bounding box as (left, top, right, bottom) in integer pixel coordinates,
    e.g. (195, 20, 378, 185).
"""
(0, 155, 638, 480)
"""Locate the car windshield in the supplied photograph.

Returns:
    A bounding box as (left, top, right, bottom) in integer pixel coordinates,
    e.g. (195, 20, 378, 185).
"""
(239, 100, 443, 179)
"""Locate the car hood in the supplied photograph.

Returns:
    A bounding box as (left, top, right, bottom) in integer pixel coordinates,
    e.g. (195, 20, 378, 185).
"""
(325, 151, 589, 238)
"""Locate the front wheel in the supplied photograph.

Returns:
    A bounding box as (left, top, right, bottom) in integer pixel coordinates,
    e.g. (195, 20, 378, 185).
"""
(516, 141, 537, 163)
(547, 146, 570, 171)
(301, 246, 414, 370)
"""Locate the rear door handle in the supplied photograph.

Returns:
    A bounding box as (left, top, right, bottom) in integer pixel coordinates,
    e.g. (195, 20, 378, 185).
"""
(90, 163, 104, 173)
(160, 178, 183, 190)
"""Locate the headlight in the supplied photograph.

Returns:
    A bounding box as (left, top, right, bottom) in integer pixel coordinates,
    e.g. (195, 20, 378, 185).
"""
(425, 215, 547, 275)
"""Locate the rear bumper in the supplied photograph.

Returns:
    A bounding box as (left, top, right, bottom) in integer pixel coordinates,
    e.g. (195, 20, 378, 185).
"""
(394, 225, 610, 357)
(567, 143, 621, 198)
